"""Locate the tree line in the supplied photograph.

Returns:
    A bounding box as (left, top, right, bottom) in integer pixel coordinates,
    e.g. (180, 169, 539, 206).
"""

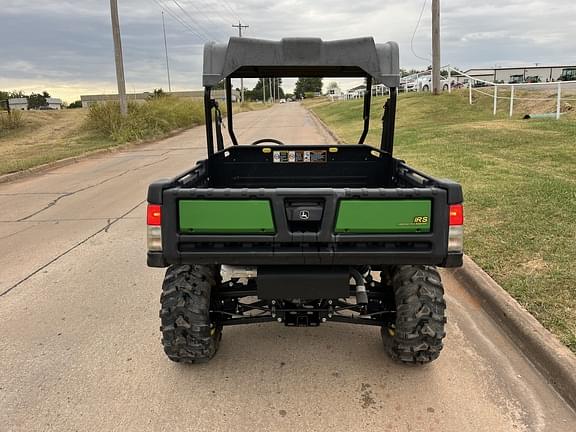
(241, 77, 323, 101)
(0, 90, 66, 109)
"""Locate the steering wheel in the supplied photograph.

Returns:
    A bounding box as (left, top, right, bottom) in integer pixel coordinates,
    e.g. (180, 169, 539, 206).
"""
(251, 138, 285, 146)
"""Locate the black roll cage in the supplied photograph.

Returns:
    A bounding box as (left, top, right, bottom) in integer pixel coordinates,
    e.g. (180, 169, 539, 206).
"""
(204, 75, 397, 158)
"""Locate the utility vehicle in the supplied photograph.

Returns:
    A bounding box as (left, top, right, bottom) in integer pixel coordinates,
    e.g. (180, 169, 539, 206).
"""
(147, 37, 464, 364)
(558, 67, 576, 81)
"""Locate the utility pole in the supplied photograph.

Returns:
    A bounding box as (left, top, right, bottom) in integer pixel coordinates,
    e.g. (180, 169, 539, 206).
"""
(110, 0, 128, 116)
(262, 78, 266, 103)
(432, 0, 441, 95)
(162, 11, 172, 92)
(269, 78, 273, 103)
(276, 78, 279, 100)
(232, 21, 249, 102)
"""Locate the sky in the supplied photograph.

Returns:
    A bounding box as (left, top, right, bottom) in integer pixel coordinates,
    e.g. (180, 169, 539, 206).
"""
(1, 0, 575, 102)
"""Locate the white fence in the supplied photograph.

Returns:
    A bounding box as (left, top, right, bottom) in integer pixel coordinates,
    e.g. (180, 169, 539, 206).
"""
(337, 68, 575, 119)
(447, 66, 576, 120)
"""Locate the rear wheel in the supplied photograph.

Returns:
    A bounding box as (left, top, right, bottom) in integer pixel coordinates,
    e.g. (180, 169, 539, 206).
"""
(160, 265, 222, 363)
(381, 265, 446, 364)
(422, 85, 430, 92)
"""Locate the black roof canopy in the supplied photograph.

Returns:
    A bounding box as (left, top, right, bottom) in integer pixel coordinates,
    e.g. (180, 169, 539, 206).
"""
(203, 37, 400, 87)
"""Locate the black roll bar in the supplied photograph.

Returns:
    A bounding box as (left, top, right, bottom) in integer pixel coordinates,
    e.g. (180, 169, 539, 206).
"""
(204, 87, 214, 157)
(358, 75, 373, 144)
(225, 78, 239, 145)
(214, 101, 225, 152)
(380, 87, 397, 155)
(205, 77, 397, 158)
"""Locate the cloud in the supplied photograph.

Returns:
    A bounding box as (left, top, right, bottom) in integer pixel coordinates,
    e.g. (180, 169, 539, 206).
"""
(0, 0, 575, 99)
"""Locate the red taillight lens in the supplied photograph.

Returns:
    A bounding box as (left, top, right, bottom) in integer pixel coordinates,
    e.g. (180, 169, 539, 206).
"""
(147, 204, 162, 226)
(449, 204, 464, 226)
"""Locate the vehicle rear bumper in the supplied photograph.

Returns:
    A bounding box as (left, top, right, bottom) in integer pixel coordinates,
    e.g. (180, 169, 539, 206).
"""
(148, 250, 462, 269)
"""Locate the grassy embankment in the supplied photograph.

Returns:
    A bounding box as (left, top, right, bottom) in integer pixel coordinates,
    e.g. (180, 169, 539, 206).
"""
(305, 91, 576, 352)
(0, 97, 265, 176)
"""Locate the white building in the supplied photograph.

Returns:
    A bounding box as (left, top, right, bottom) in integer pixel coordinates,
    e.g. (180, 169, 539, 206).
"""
(46, 98, 63, 110)
(8, 98, 27, 110)
(453, 65, 576, 85)
(344, 85, 367, 99)
(325, 82, 343, 100)
(80, 90, 235, 108)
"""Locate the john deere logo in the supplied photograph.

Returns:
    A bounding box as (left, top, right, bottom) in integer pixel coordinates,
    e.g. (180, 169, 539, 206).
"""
(299, 210, 310, 220)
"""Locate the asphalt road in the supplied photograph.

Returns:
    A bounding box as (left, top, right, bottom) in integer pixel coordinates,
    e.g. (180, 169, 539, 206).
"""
(1, 103, 575, 432)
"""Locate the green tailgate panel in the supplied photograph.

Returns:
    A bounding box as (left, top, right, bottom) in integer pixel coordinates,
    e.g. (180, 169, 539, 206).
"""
(179, 200, 275, 234)
(335, 200, 432, 233)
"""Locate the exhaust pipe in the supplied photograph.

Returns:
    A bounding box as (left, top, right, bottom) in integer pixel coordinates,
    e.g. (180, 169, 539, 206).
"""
(350, 268, 368, 305)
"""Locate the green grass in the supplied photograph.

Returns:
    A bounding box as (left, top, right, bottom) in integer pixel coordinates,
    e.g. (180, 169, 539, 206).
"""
(0, 98, 265, 175)
(84, 97, 206, 143)
(0, 111, 24, 135)
(305, 91, 576, 352)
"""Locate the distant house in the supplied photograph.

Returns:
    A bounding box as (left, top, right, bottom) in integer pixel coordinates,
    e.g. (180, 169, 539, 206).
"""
(46, 98, 63, 110)
(345, 85, 367, 99)
(8, 98, 28, 111)
(325, 82, 342, 98)
(80, 90, 235, 108)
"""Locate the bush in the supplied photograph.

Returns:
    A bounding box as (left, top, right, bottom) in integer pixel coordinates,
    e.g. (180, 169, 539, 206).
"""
(0, 110, 24, 133)
(85, 97, 205, 143)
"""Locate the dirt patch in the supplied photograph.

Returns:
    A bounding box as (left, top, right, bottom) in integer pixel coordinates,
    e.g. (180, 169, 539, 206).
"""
(359, 383, 377, 409)
(455, 121, 530, 131)
(520, 258, 549, 275)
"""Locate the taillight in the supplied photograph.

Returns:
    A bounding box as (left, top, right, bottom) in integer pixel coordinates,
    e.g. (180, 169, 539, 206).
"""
(147, 204, 162, 251)
(448, 204, 463, 253)
(449, 204, 463, 226)
(147, 204, 162, 226)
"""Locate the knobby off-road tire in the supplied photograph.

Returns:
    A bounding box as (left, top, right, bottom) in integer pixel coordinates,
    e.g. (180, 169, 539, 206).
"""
(160, 265, 222, 363)
(381, 265, 446, 364)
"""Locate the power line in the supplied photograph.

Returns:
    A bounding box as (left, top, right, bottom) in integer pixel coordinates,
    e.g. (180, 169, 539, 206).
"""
(150, 0, 206, 41)
(220, 0, 241, 22)
(182, 0, 234, 31)
(152, 0, 209, 40)
(411, 0, 432, 63)
(196, 0, 241, 24)
(171, 0, 220, 41)
(174, 0, 226, 37)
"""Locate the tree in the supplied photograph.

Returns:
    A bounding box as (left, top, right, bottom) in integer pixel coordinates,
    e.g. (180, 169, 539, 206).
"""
(294, 78, 322, 98)
(244, 78, 284, 101)
(325, 81, 340, 96)
(68, 100, 83, 109)
(244, 78, 264, 101)
(150, 88, 167, 98)
(9, 90, 27, 98)
(0, 91, 9, 102)
(273, 78, 285, 100)
(400, 68, 420, 78)
(28, 91, 50, 109)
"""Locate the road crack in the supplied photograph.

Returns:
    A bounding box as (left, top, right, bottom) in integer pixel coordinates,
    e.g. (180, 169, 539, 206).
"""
(0, 200, 145, 298)
(16, 156, 168, 222)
